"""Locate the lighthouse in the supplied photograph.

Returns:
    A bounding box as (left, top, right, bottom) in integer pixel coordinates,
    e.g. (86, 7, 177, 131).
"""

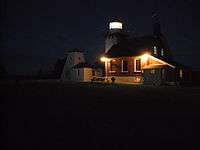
(105, 19, 124, 53)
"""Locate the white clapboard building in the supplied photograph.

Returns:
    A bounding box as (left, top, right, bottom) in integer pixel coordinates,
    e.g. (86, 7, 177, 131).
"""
(61, 49, 103, 82)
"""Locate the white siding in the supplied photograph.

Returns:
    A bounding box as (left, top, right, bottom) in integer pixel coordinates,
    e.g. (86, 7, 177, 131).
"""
(70, 68, 84, 81)
(61, 52, 85, 80)
(69, 68, 93, 82)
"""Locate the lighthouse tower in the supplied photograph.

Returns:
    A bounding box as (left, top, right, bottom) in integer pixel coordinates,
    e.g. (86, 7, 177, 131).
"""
(105, 20, 124, 53)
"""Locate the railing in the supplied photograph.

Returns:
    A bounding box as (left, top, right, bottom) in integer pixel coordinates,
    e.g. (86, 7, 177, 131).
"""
(91, 76, 144, 84)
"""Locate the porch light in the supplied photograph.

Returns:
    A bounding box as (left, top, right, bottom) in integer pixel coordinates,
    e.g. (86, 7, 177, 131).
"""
(141, 53, 150, 62)
(100, 57, 109, 62)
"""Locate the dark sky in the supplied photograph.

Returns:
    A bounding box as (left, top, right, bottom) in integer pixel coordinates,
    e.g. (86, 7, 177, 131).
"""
(1, 0, 200, 74)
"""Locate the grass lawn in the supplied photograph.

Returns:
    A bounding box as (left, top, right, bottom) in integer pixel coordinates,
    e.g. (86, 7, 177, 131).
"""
(1, 81, 200, 149)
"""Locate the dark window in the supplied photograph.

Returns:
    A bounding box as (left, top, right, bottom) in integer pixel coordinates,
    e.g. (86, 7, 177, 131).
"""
(150, 69, 155, 74)
(77, 69, 80, 76)
(122, 60, 128, 72)
(161, 69, 165, 78)
(136, 59, 141, 72)
(92, 70, 95, 76)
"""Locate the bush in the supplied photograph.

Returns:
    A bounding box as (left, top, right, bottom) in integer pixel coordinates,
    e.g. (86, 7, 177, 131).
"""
(111, 77, 116, 83)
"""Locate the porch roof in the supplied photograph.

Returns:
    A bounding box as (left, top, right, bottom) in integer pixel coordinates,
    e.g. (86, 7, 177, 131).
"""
(143, 64, 169, 69)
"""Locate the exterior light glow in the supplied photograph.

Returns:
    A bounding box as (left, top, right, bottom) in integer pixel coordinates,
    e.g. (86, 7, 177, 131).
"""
(109, 22, 122, 29)
(134, 76, 141, 83)
(148, 55, 175, 68)
(141, 53, 150, 62)
(100, 57, 109, 62)
(140, 53, 175, 68)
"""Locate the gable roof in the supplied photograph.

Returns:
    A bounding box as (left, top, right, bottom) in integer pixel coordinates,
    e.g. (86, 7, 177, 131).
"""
(72, 63, 93, 69)
(104, 35, 170, 57)
(66, 48, 84, 53)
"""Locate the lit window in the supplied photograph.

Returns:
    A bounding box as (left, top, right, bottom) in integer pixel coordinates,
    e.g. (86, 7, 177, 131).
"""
(153, 46, 157, 55)
(179, 69, 183, 79)
(150, 69, 155, 74)
(134, 59, 141, 72)
(121, 60, 128, 72)
(161, 48, 164, 56)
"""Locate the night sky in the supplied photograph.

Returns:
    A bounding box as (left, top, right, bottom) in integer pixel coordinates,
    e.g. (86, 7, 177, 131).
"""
(1, 0, 200, 75)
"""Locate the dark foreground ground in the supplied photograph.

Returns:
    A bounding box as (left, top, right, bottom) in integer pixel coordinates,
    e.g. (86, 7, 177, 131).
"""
(1, 81, 200, 149)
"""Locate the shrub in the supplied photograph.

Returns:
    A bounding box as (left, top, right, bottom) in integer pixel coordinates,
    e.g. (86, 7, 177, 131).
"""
(111, 77, 116, 83)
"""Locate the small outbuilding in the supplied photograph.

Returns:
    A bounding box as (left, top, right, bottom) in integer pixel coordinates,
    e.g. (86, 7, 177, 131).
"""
(61, 49, 103, 82)
(71, 63, 93, 82)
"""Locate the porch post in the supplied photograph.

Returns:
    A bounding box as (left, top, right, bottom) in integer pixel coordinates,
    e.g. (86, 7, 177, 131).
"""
(105, 60, 108, 81)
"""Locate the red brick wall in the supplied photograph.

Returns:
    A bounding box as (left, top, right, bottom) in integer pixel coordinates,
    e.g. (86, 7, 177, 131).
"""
(106, 57, 142, 77)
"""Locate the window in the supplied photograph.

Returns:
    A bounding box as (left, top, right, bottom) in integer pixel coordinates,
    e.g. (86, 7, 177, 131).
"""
(153, 46, 157, 55)
(110, 60, 117, 72)
(179, 69, 183, 79)
(134, 59, 141, 72)
(121, 60, 128, 72)
(150, 69, 155, 74)
(92, 70, 95, 76)
(77, 69, 80, 76)
(161, 48, 164, 56)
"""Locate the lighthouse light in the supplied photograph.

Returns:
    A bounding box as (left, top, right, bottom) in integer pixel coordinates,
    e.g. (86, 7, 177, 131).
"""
(109, 22, 122, 30)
